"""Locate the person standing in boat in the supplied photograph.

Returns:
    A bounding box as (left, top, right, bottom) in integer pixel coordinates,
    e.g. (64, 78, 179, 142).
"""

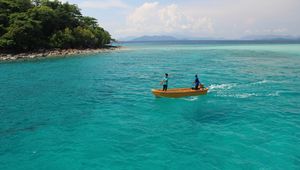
(161, 73, 168, 91)
(193, 74, 200, 90)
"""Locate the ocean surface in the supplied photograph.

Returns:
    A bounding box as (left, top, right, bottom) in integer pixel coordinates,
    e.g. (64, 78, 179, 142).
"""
(0, 42, 300, 169)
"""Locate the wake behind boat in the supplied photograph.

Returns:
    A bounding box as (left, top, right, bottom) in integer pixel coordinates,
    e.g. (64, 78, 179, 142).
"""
(152, 87, 208, 98)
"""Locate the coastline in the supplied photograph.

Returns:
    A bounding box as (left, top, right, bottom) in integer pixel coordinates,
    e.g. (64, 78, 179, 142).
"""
(0, 46, 121, 62)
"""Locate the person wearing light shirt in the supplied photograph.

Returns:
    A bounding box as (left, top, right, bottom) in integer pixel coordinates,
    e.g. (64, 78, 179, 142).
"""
(161, 73, 169, 91)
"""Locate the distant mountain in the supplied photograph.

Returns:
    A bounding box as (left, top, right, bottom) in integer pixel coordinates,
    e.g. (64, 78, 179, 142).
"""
(117, 36, 137, 41)
(131, 35, 177, 42)
(122, 35, 226, 42)
(241, 35, 300, 40)
(119, 34, 300, 42)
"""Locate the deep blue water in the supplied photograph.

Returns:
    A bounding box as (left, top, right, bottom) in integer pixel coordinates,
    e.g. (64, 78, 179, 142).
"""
(0, 42, 300, 169)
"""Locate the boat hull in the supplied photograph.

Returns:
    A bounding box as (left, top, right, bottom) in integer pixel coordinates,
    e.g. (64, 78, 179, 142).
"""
(152, 88, 208, 98)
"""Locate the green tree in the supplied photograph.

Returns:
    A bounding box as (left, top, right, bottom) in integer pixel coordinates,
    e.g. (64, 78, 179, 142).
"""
(80, 16, 98, 28)
(50, 28, 75, 48)
(1, 12, 42, 50)
(0, 0, 112, 51)
(0, 0, 32, 34)
(28, 6, 57, 37)
(73, 26, 96, 48)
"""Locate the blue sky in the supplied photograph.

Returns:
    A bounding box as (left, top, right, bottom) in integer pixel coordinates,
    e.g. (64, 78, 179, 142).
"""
(62, 0, 300, 39)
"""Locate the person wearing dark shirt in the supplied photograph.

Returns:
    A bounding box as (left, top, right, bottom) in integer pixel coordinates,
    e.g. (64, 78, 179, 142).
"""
(193, 74, 200, 90)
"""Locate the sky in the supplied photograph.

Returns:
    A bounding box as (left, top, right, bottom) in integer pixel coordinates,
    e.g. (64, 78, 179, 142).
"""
(62, 0, 300, 39)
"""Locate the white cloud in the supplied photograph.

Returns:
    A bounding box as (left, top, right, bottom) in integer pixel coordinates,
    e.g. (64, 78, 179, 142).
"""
(118, 2, 214, 37)
(74, 0, 300, 39)
(181, 0, 300, 38)
(79, 0, 129, 9)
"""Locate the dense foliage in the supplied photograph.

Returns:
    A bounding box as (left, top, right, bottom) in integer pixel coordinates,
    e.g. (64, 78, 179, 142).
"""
(0, 0, 112, 51)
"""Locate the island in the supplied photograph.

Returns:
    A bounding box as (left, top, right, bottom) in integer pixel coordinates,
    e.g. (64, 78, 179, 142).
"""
(0, 0, 117, 61)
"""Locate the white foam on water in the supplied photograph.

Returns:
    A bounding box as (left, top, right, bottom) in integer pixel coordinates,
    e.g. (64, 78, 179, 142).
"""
(267, 91, 280, 97)
(208, 83, 237, 92)
(252, 79, 269, 85)
(250, 79, 280, 85)
(207, 80, 284, 99)
(235, 93, 258, 98)
(182, 96, 199, 101)
(217, 91, 282, 98)
(215, 93, 258, 98)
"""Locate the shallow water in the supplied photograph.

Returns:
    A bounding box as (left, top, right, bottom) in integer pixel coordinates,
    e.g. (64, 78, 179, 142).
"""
(0, 42, 300, 169)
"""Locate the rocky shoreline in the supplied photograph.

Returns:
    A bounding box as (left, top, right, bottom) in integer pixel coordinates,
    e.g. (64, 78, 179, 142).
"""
(0, 46, 121, 62)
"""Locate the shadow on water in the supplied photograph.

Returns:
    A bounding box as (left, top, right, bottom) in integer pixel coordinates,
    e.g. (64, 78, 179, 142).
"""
(183, 97, 241, 125)
(151, 95, 241, 125)
(188, 107, 232, 124)
(0, 122, 46, 137)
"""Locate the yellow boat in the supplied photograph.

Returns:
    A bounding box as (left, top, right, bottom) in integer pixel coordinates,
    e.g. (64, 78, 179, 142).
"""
(152, 88, 208, 98)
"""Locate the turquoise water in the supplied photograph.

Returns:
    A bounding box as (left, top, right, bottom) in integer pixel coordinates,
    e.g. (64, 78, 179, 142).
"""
(1, 42, 300, 169)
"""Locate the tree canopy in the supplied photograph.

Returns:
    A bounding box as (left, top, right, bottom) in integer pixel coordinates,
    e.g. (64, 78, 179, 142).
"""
(0, 0, 112, 52)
